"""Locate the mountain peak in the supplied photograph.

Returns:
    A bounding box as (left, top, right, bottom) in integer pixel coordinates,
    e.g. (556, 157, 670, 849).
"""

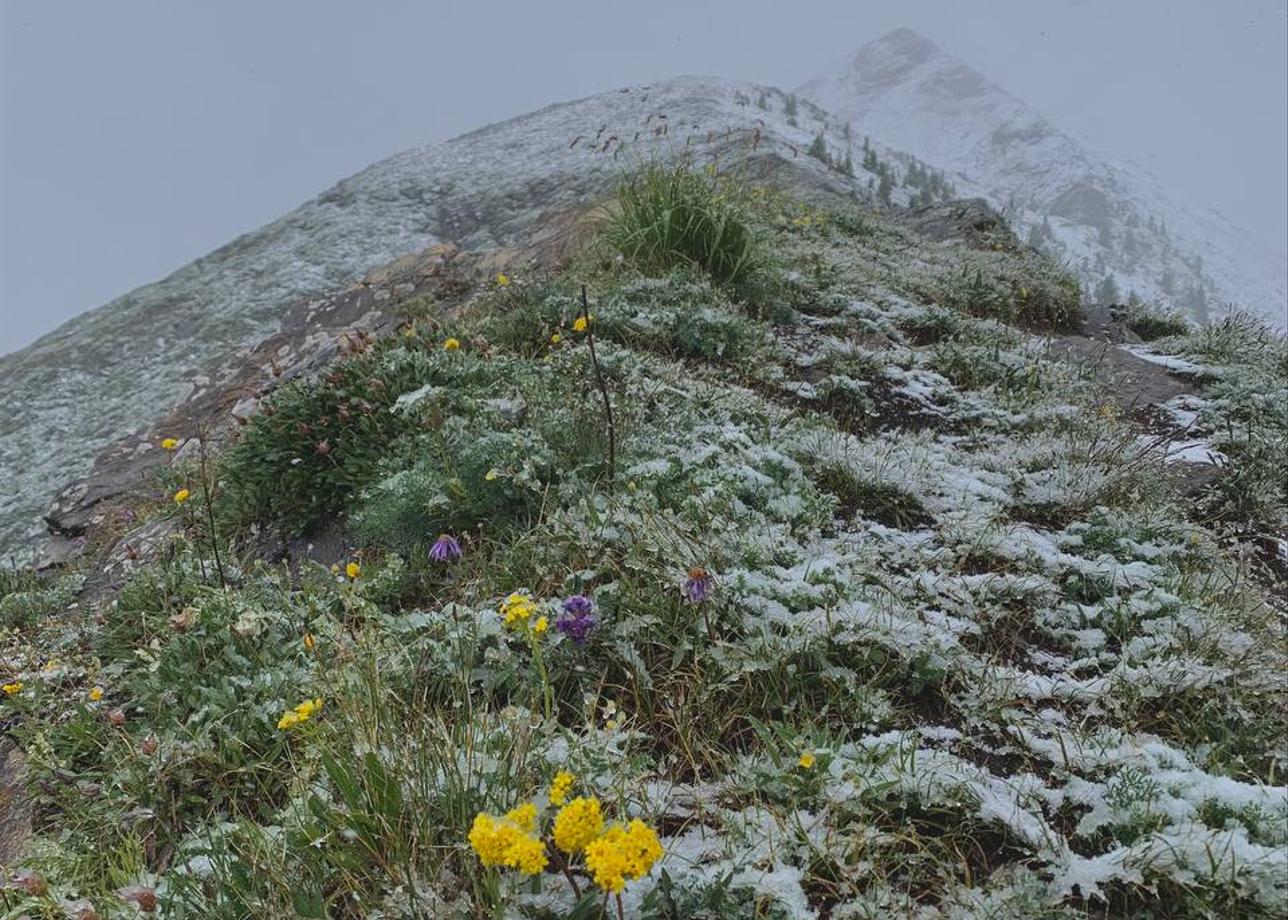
(798, 33, 1287, 330)
(868, 27, 947, 62)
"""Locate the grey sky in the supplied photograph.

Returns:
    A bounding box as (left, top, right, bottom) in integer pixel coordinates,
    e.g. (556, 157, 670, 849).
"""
(1, 0, 1284, 356)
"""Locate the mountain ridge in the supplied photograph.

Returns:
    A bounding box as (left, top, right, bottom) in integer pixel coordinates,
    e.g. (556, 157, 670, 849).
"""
(798, 28, 1288, 328)
(1, 76, 891, 559)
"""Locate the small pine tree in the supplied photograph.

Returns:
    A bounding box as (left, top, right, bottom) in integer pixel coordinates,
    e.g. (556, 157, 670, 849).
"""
(843, 122, 852, 142)
(783, 94, 797, 117)
(756, 92, 768, 110)
(878, 171, 894, 205)
(807, 132, 829, 164)
(1094, 273, 1121, 304)
(840, 150, 854, 177)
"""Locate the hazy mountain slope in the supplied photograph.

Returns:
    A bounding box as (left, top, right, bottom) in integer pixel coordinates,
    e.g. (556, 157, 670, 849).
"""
(798, 28, 1288, 327)
(0, 76, 881, 560)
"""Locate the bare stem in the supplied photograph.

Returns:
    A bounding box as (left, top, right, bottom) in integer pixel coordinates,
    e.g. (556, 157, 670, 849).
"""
(197, 437, 228, 590)
(581, 284, 616, 491)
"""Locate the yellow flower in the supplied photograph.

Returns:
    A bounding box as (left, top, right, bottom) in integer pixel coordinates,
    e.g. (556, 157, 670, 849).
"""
(798, 751, 816, 769)
(278, 697, 323, 730)
(294, 698, 323, 719)
(468, 812, 547, 875)
(496, 273, 511, 287)
(484, 468, 501, 481)
(89, 687, 104, 702)
(604, 719, 618, 731)
(443, 337, 461, 351)
(550, 332, 561, 345)
(505, 802, 538, 833)
(549, 770, 575, 807)
(508, 830, 547, 875)
(2, 682, 23, 696)
(584, 818, 663, 893)
(499, 592, 536, 630)
(173, 488, 191, 505)
(303, 633, 315, 651)
(345, 561, 361, 581)
(532, 615, 549, 636)
(553, 796, 604, 854)
(160, 438, 179, 451)
(572, 315, 592, 333)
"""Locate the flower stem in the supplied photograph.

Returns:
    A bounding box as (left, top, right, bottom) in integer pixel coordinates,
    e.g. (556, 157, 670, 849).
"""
(581, 284, 615, 491)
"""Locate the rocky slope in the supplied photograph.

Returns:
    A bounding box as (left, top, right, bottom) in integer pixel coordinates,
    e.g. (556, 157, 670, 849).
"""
(798, 28, 1288, 328)
(1, 77, 901, 562)
(1, 167, 1283, 918)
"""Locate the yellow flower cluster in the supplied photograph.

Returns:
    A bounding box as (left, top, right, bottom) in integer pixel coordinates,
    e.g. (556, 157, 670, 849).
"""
(277, 697, 323, 730)
(499, 592, 537, 630)
(552, 796, 603, 853)
(572, 315, 592, 333)
(173, 488, 191, 505)
(89, 687, 105, 702)
(2, 682, 23, 696)
(583, 819, 663, 894)
(345, 561, 361, 581)
(548, 770, 575, 807)
(160, 437, 179, 451)
(443, 337, 461, 351)
(468, 810, 547, 875)
(468, 787, 662, 894)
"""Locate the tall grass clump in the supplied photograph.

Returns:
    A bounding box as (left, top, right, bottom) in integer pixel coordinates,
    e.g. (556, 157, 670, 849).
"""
(603, 164, 768, 296)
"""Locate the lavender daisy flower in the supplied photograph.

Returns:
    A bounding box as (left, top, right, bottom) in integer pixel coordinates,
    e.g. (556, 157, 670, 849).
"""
(556, 594, 598, 645)
(682, 567, 713, 604)
(429, 534, 462, 563)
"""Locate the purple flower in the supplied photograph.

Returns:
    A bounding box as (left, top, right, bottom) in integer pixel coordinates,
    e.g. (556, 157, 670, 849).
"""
(429, 534, 462, 563)
(682, 567, 713, 604)
(556, 594, 598, 645)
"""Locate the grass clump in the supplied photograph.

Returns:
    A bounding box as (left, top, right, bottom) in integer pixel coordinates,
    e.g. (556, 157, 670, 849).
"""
(603, 164, 769, 297)
(1118, 300, 1190, 341)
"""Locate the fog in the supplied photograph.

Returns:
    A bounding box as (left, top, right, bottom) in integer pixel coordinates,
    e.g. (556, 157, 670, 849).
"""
(1, 0, 1284, 355)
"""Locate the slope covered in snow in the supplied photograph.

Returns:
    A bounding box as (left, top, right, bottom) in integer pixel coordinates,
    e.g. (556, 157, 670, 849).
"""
(0, 77, 884, 559)
(798, 28, 1288, 328)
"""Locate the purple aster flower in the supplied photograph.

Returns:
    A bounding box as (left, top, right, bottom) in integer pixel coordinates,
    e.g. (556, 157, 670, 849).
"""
(682, 567, 713, 604)
(429, 533, 462, 563)
(556, 594, 598, 645)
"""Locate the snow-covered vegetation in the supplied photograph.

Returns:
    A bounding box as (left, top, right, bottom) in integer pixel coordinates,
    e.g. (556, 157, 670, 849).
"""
(2, 166, 1284, 919)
